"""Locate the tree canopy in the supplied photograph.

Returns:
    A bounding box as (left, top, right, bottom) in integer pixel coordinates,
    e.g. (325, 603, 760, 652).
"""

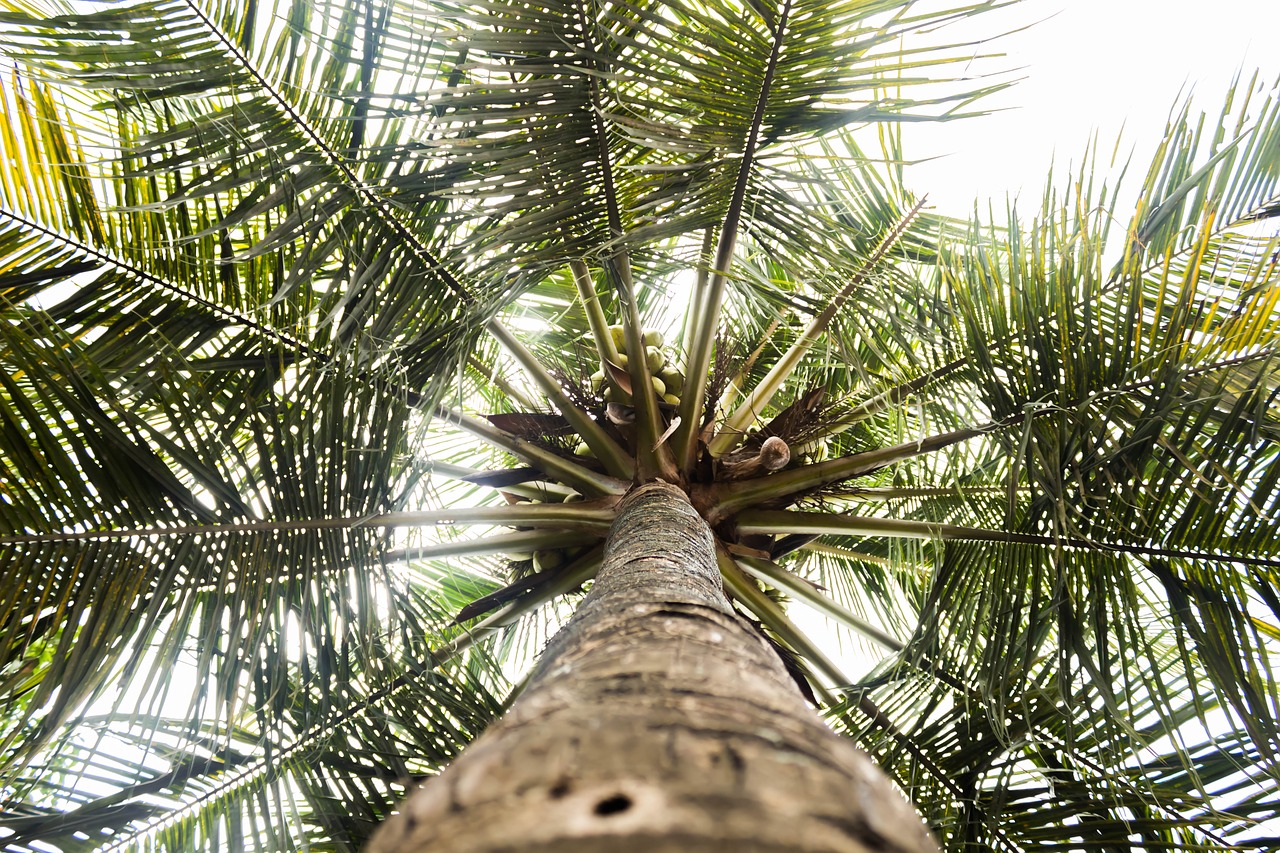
(1, 0, 1278, 850)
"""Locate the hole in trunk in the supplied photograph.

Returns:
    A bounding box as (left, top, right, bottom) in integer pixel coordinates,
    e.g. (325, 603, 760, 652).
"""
(593, 794, 632, 816)
(549, 779, 572, 799)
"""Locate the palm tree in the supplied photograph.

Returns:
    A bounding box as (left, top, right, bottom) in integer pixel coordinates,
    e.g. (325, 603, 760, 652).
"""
(1, 0, 1278, 848)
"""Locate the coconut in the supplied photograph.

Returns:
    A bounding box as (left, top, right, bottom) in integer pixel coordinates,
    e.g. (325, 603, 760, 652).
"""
(533, 549, 565, 572)
(644, 345, 665, 372)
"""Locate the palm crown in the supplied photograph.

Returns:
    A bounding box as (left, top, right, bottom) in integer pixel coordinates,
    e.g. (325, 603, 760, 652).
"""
(1, 0, 1279, 850)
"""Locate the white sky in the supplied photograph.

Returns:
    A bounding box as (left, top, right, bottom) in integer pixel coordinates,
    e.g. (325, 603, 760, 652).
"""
(904, 0, 1280, 217)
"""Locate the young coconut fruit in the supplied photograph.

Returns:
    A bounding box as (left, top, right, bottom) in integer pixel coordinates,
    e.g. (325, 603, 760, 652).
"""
(659, 366, 684, 394)
(533, 549, 566, 572)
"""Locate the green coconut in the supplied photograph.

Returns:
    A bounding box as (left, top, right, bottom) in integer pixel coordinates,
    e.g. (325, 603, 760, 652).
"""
(644, 345, 665, 372)
(533, 549, 566, 572)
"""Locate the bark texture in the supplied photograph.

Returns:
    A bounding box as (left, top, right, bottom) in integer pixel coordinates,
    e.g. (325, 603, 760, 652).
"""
(368, 482, 938, 853)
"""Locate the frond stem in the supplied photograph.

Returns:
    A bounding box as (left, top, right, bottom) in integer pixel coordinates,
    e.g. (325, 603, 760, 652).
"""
(709, 425, 990, 519)
(737, 510, 1280, 569)
(674, 0, 795, 473)
(716, 545, 850, 690)
(0, 503, 616, 544)
(435, 404, 628, 497)
(0, 207, 321, 360)
(466, 354, 538, 410)
(178, 0, 471, 302)
(605, 255, 672, 479)
(570, 259, 622, 366)
(719, 549, 965, 800)
(736, 555, 903, 651)
(708, 197, 927, 457)
(380, 529, 597, 562)
(487, 320, 634, 478)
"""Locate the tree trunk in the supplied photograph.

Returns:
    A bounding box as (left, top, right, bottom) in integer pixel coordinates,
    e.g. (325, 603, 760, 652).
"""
(368, 482, 938, 853)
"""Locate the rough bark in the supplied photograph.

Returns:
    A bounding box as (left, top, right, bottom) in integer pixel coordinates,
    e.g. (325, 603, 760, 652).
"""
(368, 482, 938, 853)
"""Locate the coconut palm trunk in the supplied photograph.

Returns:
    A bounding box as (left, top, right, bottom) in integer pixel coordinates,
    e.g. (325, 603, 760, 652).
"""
(370, 482, 935, 853)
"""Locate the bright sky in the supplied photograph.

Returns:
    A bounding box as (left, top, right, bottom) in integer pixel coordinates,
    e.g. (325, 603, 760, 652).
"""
(905, 0, 1280, 218)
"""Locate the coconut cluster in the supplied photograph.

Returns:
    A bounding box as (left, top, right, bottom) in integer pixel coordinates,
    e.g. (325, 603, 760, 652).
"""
(574, 326, 683, 459)
(589, 326, 685, 406)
